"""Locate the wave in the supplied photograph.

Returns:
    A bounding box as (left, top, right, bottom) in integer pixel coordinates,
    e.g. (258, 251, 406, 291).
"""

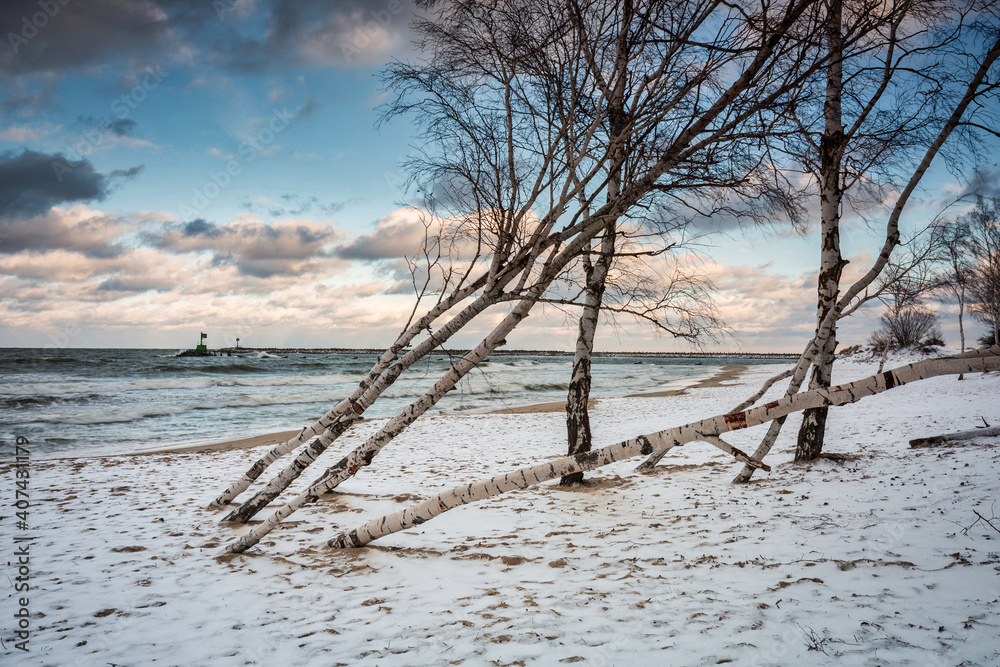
(0, 393, 103, 409)
(14, 391, 346, 427)
(4, 374, 360, 397)
(523, 382, 570, 392)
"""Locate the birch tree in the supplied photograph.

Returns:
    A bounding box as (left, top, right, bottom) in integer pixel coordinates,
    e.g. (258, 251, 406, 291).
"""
(967, 197, 1000, 345)
(731, 2, 1000, 472)
(220, 0, 846, 552)
(932, 217, 974, 359)
(635, 7, 1000, 477)
(325, 347, 1000, 549)
(788, 0, 974, 461)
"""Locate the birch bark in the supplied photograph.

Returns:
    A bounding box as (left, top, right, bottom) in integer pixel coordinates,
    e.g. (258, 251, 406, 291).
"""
(795, 0, 845, 461)
(222, 285, 512, 523)
(729, 29, 1000, 482)
(224, 290, 542, 552)
(209, 275, 487, 508)
(563, 224, 615, 485)
(327, 348, 1000, 549)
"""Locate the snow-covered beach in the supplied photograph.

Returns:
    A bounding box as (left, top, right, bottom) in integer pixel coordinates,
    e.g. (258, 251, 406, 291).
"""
(3, 354, 999, 666)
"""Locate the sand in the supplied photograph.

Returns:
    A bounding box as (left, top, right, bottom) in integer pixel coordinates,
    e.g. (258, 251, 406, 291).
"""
(8, 353, 999, 665)
(449, 364, 746, 415)
(124, 430, 304, 456)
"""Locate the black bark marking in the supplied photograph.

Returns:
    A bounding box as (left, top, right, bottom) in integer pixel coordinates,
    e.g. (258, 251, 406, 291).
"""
(882, 370, 897, 389)
(575, 449, 603, 467)
(637, 436, 653, 456)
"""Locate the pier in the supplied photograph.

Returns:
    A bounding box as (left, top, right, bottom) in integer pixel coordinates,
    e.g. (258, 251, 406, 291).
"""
(215, 346, 798, 360)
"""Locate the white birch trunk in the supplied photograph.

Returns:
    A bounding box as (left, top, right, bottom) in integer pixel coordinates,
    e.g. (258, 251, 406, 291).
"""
(564, 226, 616, 485)
(326, 349, 1000, 549)
(221, 288, 506, 523)
(208, 277, 486, 508)
(565, 6, 629, 485)
(797, 0, 845, 461)
(224, 292, 541, 553)
(728, 32, 1000, 482)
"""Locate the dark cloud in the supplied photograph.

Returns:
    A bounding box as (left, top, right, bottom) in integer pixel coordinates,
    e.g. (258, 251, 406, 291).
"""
(961, 165, 1000, 199)
(0, 150, 108, 219)
(75, 116, 137, 137)
(212, 0, 419, 71)
(2, 0, 419, 78)
(151, 217, 340, 276)
(0, 0, 174, 75)
(181, 218, 220, 237)
(241, 194, 345, 218)
(109, 165, 145, 182)
(108, 118, 137, 137)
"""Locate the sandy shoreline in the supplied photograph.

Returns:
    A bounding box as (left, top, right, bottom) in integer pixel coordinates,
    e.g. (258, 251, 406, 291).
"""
(124, 430, 304, 456)
(119, 364, 750, 455)
(490, 364, 748, 413)
(12, 353, 1000, 666)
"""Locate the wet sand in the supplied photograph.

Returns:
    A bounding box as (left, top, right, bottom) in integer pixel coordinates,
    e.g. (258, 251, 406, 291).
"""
(491, 364, 748, 414)
(125, 430, 303, 456)
(625, 364, 748, 397)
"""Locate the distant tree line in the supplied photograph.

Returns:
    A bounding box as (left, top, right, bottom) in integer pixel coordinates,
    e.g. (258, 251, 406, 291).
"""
(868, 196, 1000, 354)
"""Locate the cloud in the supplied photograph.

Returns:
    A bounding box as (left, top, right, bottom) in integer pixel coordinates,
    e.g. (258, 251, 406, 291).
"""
(0, 0, 173, 75)
(264, 0, 417, 67)
(108, 118, 137, 137)
(216, 0, 419, 71)
(109, 165, 146, 182)
(0, 205, 127, 257)
(0, 125, 44, 141)
(152, 215, 343, 276)
(336, 208, 429, 260)
(961, 165, 1000, 200)
(0, 150, 111, 219)
(241, 193, 345, 218)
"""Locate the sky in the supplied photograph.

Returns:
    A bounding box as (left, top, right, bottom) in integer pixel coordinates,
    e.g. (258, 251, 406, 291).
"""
(0, 0, 996, 353)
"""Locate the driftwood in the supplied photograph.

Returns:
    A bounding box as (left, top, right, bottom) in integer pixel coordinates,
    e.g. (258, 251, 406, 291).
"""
(909, 425, 1000, 448)
(319, 350, 1000, 550)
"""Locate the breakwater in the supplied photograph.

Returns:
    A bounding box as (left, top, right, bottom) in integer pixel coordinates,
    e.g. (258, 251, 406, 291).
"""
(217, 347, 798, 360)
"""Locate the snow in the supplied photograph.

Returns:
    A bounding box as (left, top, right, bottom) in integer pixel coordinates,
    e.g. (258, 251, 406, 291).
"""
(3, 354, 999, 666)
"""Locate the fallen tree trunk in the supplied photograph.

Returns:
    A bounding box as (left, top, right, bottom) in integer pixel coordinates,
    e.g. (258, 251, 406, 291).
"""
(325, 349, 999, 549)
(909, 425, 1000, 448)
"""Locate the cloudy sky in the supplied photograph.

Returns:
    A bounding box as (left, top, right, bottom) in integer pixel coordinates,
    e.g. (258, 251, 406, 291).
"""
(0, 0, 993, 352)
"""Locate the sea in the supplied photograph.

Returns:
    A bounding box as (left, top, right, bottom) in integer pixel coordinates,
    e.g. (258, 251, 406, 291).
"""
(0, 348, 792, 458)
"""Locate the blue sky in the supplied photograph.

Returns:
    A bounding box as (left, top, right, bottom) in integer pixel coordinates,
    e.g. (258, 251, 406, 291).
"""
(0, 0, 994, 352)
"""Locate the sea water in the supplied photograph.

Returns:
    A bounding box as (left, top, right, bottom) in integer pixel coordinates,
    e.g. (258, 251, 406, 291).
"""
(0, 348, 788, 457)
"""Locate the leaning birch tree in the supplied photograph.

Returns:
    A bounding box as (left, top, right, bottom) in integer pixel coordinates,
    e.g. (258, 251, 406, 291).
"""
(325, 347, 1000, 549)
(785, 0, 981, 460)
(220, 0, 848, 553)
(648, 0, 1000, 477)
